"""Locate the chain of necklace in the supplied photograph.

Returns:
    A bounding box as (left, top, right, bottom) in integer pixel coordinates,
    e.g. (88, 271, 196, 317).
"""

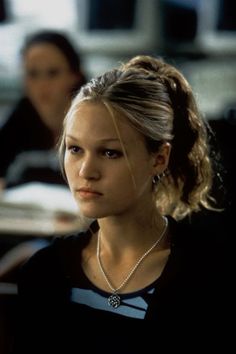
(96, 216, 168, 308)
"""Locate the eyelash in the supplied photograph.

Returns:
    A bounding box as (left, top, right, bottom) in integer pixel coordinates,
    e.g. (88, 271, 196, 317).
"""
(103, 149, 122, 159)
(67, 146, 122, 159)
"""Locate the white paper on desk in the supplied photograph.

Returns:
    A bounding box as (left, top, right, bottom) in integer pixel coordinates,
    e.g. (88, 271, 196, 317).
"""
(0, 183, 93, 235)
(1, 182, 79, 215)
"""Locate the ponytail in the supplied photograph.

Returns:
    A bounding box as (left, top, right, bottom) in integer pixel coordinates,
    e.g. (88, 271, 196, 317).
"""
(122, 55, 216, 219)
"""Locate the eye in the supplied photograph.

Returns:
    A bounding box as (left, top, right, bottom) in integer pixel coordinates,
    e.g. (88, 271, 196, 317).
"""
(47, 68, 61, 78)
(27, 69, 40, 79)
(103, 149, 122, 159)
(67, 145, 82, 154)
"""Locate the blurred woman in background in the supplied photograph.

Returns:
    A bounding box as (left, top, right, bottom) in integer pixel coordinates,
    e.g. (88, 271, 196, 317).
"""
(0, 30, 87, 189)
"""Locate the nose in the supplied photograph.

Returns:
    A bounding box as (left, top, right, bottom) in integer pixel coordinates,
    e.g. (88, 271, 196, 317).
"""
(28, 76, 51, 95)
(78, 155, 100, 180)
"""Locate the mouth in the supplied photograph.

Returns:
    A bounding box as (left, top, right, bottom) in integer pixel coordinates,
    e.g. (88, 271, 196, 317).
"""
(77, 188, 102, 199)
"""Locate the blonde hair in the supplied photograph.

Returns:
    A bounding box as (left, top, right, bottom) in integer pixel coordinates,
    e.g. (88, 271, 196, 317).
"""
(59, 55, 217, 220)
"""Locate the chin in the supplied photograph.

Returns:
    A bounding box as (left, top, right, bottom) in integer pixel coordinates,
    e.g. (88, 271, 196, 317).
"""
(80, 207, 109, 220)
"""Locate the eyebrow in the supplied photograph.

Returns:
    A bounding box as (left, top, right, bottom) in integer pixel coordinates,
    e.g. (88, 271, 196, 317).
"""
(65, 134, 121, 143)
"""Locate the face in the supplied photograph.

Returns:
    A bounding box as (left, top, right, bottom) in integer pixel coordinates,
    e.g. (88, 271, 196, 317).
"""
(24, 43, 78, 127)
(64, 102, 169, 219)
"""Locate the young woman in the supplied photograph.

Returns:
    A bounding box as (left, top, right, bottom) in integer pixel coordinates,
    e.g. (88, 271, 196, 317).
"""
(0, 30, 86, 188)
(13, 55, 228, 353)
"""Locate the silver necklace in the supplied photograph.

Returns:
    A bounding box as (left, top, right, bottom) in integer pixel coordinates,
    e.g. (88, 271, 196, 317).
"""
(96, 216, 168, 308)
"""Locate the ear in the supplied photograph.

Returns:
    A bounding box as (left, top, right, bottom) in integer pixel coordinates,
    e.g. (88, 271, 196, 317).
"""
(151, 142, 171, 175)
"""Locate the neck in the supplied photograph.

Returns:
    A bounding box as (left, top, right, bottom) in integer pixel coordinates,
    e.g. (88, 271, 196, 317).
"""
(97, 212, 168, 255)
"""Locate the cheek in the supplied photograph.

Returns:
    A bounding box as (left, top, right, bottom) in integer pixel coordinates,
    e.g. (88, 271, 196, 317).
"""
(64, 155, 76, 181)
(108, 168, 137, 198)
(25, 80, 38, 94)
(127, 165, 153, 197)
(56, 75, 76, 93)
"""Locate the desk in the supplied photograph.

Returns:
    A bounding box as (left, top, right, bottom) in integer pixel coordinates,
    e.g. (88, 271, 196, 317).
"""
(0, 182, 91, 236)
(0, 209, 87, 237)
(0, 200, 89, 237)
(0, 201, 91, 266)
(0, 210, 87, 276)
(0, 201, 92, 282)
(0, 183, 92, 283)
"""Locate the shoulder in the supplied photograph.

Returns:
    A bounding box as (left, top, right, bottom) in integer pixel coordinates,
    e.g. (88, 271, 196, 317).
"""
(169, 209, 227, 245)
(167, 211, 226, 277)
(16, 231, 89, 303)
(168, 211, 228, 289)
(17, 240, 61, 289)
(20, 232, 84, 271)
(0, 97, 38, 132)
(6, 97, 36, 120)
(18, 226, 93, 285)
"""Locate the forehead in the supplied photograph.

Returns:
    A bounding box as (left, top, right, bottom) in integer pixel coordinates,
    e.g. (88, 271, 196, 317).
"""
(24, 43, 69, 68)
(66, 101, 144, 144)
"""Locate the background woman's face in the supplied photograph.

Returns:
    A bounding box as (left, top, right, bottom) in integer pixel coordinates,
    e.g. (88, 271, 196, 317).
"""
(24, 43, 78, 125)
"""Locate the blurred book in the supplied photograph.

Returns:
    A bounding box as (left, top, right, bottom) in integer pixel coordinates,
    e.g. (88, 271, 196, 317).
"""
(0, 182, 92, 236)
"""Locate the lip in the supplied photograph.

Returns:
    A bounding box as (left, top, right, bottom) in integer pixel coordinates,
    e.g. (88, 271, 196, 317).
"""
(77, 187, 102, 199)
